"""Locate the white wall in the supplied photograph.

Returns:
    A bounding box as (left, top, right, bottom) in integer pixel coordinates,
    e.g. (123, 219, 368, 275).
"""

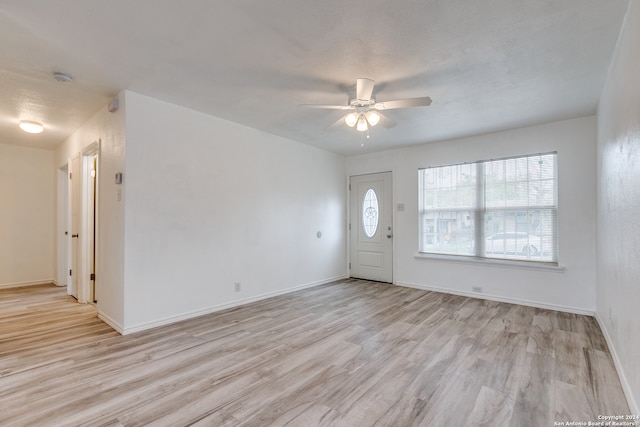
(596, 0, 640, 415)
(55, 92, 127, 330)
(346, 116, 597, 313)
(0, 144, 54, 287)
(121, 91, 346, 332)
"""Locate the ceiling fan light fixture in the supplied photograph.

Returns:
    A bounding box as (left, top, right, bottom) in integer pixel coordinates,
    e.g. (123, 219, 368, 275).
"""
(356, 115, 368, 132)
(19, 120, 44, 134)
(365, 111, 380, 126)
(344, 112, 358, 127)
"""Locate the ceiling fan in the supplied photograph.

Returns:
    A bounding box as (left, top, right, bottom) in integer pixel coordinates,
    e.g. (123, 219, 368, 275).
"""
(300, 78, 432, 133)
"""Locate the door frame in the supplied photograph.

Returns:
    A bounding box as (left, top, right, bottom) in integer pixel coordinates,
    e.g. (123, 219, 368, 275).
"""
(68, 155, 80, 298)
(79, 142, 100, 304)
(348, 171, 394, 283)
(56, 165, 69, 287)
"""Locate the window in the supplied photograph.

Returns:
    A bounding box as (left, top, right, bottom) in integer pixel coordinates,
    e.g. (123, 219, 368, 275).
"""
(418, 152, 557, 264)
(362, 188, 379, 238)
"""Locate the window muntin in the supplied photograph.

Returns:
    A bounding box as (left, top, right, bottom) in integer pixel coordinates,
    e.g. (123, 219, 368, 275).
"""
(419, 153, 557, 264)
(362, 188, 379, 238)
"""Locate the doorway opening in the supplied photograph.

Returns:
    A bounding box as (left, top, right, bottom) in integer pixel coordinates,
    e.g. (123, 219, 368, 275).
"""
(61, 141, 99, 305)
(83, 152, 98, 304)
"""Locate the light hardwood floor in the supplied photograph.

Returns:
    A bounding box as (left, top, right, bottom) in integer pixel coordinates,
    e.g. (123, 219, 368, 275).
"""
(0, 280, 630, 426)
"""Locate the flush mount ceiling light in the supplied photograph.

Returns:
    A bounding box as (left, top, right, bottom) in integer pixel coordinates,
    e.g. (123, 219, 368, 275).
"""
(19, 120, 44, 134)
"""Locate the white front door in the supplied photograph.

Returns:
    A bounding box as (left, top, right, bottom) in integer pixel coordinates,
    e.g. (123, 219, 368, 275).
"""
(350, 172, 393, 283)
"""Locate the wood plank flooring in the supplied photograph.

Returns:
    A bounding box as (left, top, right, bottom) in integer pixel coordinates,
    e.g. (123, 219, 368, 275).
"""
(0, 280, 630, 426)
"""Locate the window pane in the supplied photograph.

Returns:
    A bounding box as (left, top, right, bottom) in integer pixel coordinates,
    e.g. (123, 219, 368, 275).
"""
(484, 209, 556, 261)
(485, 154, 556, 208)
(420, 210, 475, 256)
(422, 164, 477, 209)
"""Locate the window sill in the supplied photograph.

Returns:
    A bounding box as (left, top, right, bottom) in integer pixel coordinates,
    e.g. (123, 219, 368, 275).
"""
(414, 253, 566, 272)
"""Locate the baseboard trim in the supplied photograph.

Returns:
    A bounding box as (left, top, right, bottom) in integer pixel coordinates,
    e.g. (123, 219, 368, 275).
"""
(395, 280, 595, 316)
(0, 279, 56, 290)
(121, 275, 348, 335)
(97, 311, 124, 335)
(595, 313, 639, 417)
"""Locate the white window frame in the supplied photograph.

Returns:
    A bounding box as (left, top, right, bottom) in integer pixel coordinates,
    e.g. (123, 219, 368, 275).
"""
(418, 152, 558, 266)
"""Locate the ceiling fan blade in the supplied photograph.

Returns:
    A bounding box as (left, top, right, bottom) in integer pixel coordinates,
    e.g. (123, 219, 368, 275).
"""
(377, 112, 397, 129)
(373, 96, 432, 110)
(326, 115, 348, 129)
(356, 78, 375, 102)
(298, 104, 355, 110)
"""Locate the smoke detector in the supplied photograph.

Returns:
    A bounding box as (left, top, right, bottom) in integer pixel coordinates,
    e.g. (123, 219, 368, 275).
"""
(53, 72, 73, 83)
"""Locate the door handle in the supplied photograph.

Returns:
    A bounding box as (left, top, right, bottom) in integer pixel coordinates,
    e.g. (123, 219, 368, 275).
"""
(387, 233, 393, 238)
(71, 234, 79, 238)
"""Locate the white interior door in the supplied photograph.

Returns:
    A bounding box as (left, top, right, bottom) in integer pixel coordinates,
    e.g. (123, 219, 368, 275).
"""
(69, 156, 80, 298)
(350, 172, 393, 283)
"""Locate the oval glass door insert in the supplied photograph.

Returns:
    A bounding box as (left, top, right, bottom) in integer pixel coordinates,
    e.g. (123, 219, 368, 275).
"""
(362, 188, 379, 238)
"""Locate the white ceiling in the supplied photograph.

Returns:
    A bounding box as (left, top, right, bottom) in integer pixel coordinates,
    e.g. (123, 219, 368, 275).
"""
(0, 1, 630, 155)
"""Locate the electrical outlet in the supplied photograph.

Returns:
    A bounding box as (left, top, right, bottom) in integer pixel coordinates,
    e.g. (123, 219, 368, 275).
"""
(234, 282, 241, 292)
(472, 286, 483, 293)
